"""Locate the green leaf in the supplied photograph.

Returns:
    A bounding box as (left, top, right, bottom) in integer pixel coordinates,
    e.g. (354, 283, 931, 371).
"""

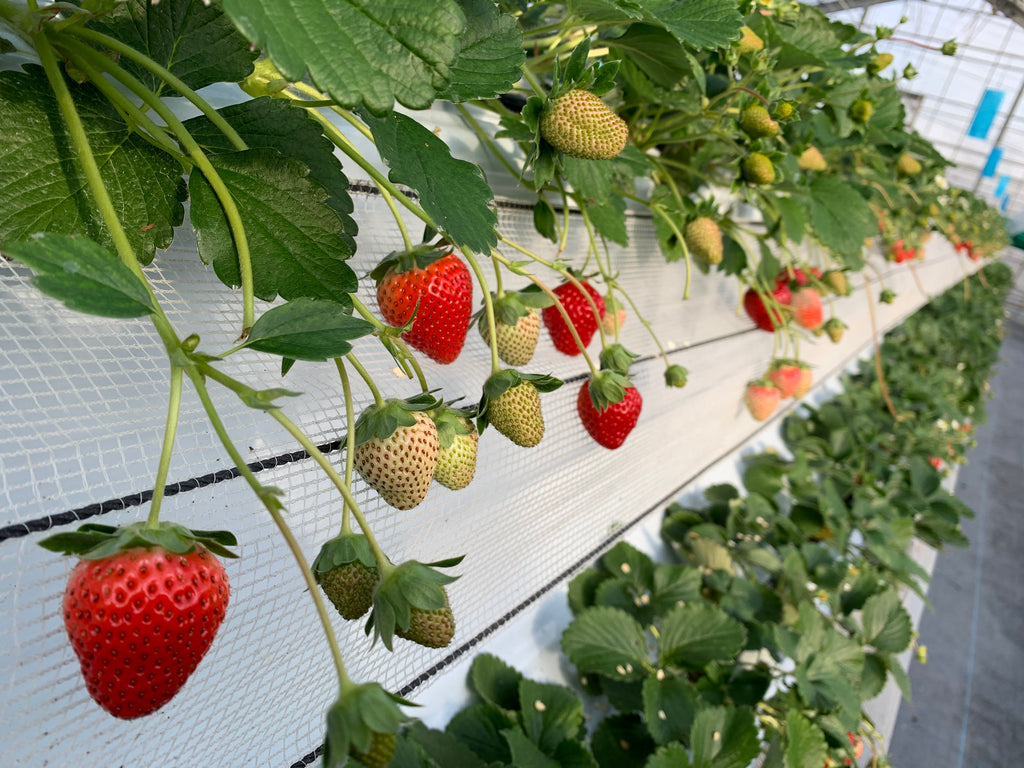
(362, 111, 498, 253)
(775, 196, 807, 245)
(563, 157, 615, 205)
(222, 0, 465, 115)
(645, 744, 692, 768)
(445, 704, 515, 765)
(658, 604, 746, 668)
(183, 97, 357, 252)
(188, 149, 357, 302)
(592, 713, 656, 768)
(586, 193, 629, 246)
(783, 710, 828, 768)
(561, 606, 650, 681)
(519, 679, 585, 754)
(860, 652, 888, 700)
(642, 675, 700, 745)
(601, 542, 655, 589)
(470, 654, 523, 712)
(609, 24, 691, 90)
(503, 727, 560, 768)
(4, 234, 155, 318)
(807, 176, 875, 262)
(689, 707, 761, 768)
(405, 721, 486, 768)
(646, 0, 744, 50)
(885, 653, 913, 703)
(908, 455, 941, 497)
(440, 0, 525, 101)
(243, 299, 374, 360)
(86, 0, 257, 97)
(0, 67, 186, 265)
(860, 589, 912, 653)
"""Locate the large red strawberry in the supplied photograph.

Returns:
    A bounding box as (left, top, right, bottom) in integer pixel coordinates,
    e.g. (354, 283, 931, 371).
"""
(41, 522, 235, 719)
(577, 373, 643, 449)
(743, 283, 791, 332)
(542, 278, 606, 355)
(373, 248, 473, 364)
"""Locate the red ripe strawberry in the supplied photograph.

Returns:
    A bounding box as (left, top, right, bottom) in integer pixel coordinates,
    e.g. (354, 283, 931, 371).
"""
(790, 288, 823, 330)
(374, 249, 473, 364)
(767, 361, 802, 398)
(743, 284, 791, 332)
(744, 380, 782, 421)
(62, 543, 229, 719)
(577, 376, 643, 450)
(542, 279, 606, 355)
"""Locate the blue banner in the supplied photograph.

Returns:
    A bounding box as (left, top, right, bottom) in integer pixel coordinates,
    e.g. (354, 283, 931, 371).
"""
(968, 90, 1005, 139)
(982, 147, 1003, 178)
(995, 175, 1011, 197)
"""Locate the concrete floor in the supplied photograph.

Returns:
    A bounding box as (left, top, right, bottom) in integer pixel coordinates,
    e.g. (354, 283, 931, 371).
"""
(888, 260, 1024, 767)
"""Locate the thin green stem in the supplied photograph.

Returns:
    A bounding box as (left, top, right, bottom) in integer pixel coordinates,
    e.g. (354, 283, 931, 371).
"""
(185, 365, 352, 693)
(64, 26, 247, 151)
(394, 339, 429, 392)
(462, 248, 501, 374)
(334, 357, 356, 534)
(146, 364, 184, 528)
(381, 184, 414, 251)
(346, 352, 385, 407)
(520, 65, 547, 98)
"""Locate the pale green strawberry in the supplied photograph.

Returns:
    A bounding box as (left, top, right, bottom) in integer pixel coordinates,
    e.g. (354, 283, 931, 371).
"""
(867, 52, 894, 75)
(797, 146, 827, 172)
(740, 104, 779, 139)
(824, 317, 847, 343)
(354, 408, 439, 510)
(822, 270, 849, 296)
(540, 89, 628, 160)
(317, 560, 379, 620)
(351, 731, 397, 768)
(849, 99, 873, 123)
(434, 422, 479, 491)
(396, 597, 456, 649)
(742, 153, 775, 185)
(480, 309, 541, 367)
(488, 381, 544, 447)
(684, 216, 723, 265)
(897, 153, 922, 176)
(735, 26, 764, 54)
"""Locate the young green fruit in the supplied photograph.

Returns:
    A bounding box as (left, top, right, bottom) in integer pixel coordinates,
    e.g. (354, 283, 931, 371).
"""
(396, 596, 456, 649)
(849, 99, 874, 123)
(736, 26, 764, 54)
(488, 381, 545, 447)
(351, 731, 398, 768)
(824, 317, 847, 343)
(684, 216, 723, 265)
(433, 414, 479, 491)
(797, 146, 827, 172)
(480, 309, 541, 367)
(897, 153, 922, 176)
(317, 559, 379, 620)
(867, 52, 894, 75)
(540, 89, 629, 160)
(742, 153, 776, 185)
(740, 104, 779, 139)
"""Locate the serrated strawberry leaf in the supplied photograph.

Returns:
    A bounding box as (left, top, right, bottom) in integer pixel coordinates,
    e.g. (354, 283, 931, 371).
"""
(642, 675, 700, 745)
(503, 727, 560, 768)
(84, 0, 258, 98)
(0, 66, 186, 265)
(469, 654, 524, 712)
(859, 589, 912, 653)
(439, 0, 525, 102)
(561, 606, 650, 681)
(647, 744, 693, 768)
(519, 679, 585, 754)
(3, 234, 155, 318)
(242, 299, 374, 361)
(404, 721, 488, 767)
(362, 110, 498, 253)
(808, 176, 874, 266)
(182, 97, 357, 252)
(689, 707, 761, 768)
(648, 0, 744, 50)
(783, 710, 828, 768)
(658, 604, 746, 668)
(445, 704, 516, 764)
(222, 0, 465, 115)
(188, 149, 356, 302)
(520, 373, 563, 393)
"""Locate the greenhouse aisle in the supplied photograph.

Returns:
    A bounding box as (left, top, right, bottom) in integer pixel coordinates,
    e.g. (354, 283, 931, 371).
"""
(888, 255, 1024, 767)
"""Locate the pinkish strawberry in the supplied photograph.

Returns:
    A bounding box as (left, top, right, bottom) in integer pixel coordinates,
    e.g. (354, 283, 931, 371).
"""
(767, 360, 803, 398)
(793, 364, 813, 398)
(790, 287, 823, 330)
(744, 380, 782, 421)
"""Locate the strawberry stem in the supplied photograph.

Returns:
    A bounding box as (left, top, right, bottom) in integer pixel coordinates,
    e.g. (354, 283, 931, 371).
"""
(379, 183, 414, 252)
(146, 364, 184, 529)
(861, 273, 901, 421)
(334, 357, 357, 534)
(462, 248, 502, 374)
(346, 353, 385, 408)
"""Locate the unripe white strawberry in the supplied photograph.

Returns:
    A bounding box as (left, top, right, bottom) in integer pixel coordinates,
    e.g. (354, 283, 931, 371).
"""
(480, 309, 541, 367)
(354, 410, 439, 510)
(684, 217, 723, 265)
(540, 89, 628, 160)
(797, 146, 827, 172)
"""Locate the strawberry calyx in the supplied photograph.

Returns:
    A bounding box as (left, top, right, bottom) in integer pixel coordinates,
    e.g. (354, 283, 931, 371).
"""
(664, 364, 689, 388)
(368, 244, 450, 283)
(322, 682, 409, 768)
(39, 520, 238, 560)
(430, 403, 477, 450)
(586, 369, 633, 412)
(599, 343, 638, 376)
(365, 557, 463, 651)
(312, 532, 377, 575)
(354, 392, 443, 445)
(478, 286, 553, 329)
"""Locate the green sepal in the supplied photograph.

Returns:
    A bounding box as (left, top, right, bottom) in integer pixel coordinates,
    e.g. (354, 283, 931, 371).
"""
(38, 521, 239, 560)
(432, 405, 478, 450)
(354, 393, 443, 445)
(312, 532, 377, 575)
(599, 344, 638, 376)
(664, 364, 689, 388)
(481, 288, 553, 328)
(322, 683, 409, 768)
(369, 244, 450, 283)
(586, 370, 632, 412)
(366, 558, 462, 650)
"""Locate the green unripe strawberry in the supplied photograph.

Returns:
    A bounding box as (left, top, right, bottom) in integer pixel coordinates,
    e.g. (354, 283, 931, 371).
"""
(824, 317, 847, 343)
(879, 288, 896, 304)
(849, 99, 873, 123)
(480, 309, 541, 366)
(797, 146, 827, 172)
(488, 381, 545, 447)
(867, 52, 894, 75)
(317, 560, 379, 620)
(684, 216, 723, 265)
(396, 597, 456, 649)
(540, 89, 628, 160)
(774, 102, 794, 120)
(740, 104, 779, 138)
(897, 153, 922, 176)
(742, 153, 775, 185)
(822, 270, 849, 296)
(434, 423, 479, 491)
(351, 731, 397, 768)
(736, 26, 764, 54)
(941, 39, 957, 56)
